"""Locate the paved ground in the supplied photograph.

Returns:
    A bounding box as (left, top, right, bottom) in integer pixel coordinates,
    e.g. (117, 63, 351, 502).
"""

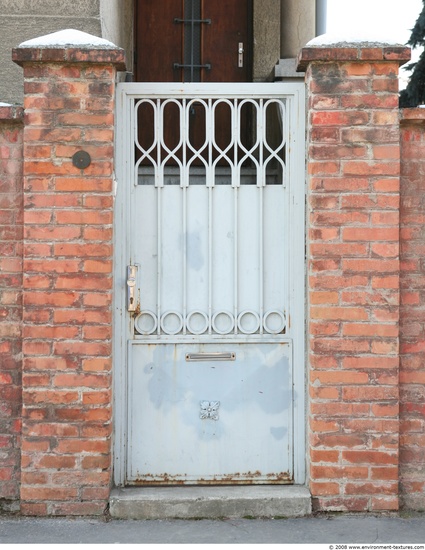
(1, 513, 425, 544)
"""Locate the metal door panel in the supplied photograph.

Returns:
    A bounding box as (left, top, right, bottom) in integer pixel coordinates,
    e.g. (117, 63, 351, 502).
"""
(127, 342, 292, 484)
(186, 185, 209, 313)
(113, 83, 306, 487)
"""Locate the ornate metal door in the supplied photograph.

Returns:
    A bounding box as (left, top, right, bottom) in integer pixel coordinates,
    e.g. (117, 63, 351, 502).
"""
(114, 82, 306, 486)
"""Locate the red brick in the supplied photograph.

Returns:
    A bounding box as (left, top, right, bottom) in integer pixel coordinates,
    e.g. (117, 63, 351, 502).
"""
(82, 390, 111, 406)
(54, 177, 112, 192)
(83, 325, 112, 339)
(310, 386, 340, 400)
(371, 496, 399, 511)
(342, 356, 399, 370)
(311, 466, 369, 479)
(342, 161, 400, 177)
(38, 455, 77, 469)
(342, 323, 398, 337)
(343, 227, 399, 242)
(345, 482, 398, 495)
(343, 386, 398, 402)
(21, 487, 78, 501)
(53, 373, 110, 388)
(54, 274, 112, 291)
(311, 111, 369, 126)
(342, 451, 398, 465)
(23, 390, 79, 405)
(310, 307, 368, 321)
(311, 371, 369, 385)
(310, 481, 340, 496)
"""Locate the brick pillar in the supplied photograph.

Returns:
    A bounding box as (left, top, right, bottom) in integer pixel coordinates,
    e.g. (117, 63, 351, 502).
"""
(399, 108, 425, 510)
(297, 43, 410, 511)
(0, 104, 23, 510)
(13, 36, 125, 516)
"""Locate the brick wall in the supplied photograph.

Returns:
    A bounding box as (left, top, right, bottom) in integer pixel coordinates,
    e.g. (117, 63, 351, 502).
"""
(0, 104, 23, 510)
(298, 44, 410, 511)
(12, 43, 125, 515)
(4, 35, 425, 515)
(399, 108, 425, 510)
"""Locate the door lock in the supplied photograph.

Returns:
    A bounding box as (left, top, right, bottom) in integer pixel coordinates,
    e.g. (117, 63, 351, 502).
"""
(238, 42, 244, 68)
(127, 265, 138, 312)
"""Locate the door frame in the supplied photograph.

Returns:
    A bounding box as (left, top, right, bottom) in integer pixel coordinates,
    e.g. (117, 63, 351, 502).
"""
(112, 81, 306, 487)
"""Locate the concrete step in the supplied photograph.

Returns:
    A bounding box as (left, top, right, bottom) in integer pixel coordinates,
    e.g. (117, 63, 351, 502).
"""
(109, 485, 311, 520)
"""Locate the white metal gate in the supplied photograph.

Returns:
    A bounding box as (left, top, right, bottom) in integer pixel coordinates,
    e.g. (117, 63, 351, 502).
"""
(113, 83, 305, 486)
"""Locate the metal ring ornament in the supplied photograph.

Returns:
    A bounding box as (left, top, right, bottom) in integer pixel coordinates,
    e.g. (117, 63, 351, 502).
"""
(134, 311, 157, 335)
(237, 310, 261, 334)
(160, 311, 184, 335)
(263, 310, 286, 334)
(186, 310, 209, 335)
(212, 311, 235, 335)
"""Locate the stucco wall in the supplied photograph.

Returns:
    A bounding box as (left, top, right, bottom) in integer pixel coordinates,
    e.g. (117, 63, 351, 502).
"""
(281, 0, 315, 59)
(253, 0, 281, 82)
(100, 0, 133, 74)
(0, 1, 104, 104)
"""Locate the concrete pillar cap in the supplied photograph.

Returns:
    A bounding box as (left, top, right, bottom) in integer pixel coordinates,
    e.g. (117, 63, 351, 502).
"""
(12, 29, 126, 70)
(297, 33, 411, 72)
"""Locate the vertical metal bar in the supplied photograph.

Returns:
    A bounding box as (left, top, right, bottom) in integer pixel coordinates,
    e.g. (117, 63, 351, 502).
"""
(208, 185, 212, 334)
(130, 98, 136, 339)
(182, 98, 187, 187)
(284, 100, 290, 187)
(182, 97, 187, 333)
(232, 98, 237, 187)
(157, 185, 162, 335)
(233, 99, 239, 334)
(234, 185, 238, 334)
(259, 100, 264, 334)
(190, 0, 194, 82)
(259, 184, 264, 335)
(208, 98, 213, 334)
(207, 99, 212, 184)
(131, 99, 136, 189)
(182, 185, 187, 334)
(156, 98, 161, 187)
(258, 99, 264, 188)
(156, 98, 162, 335)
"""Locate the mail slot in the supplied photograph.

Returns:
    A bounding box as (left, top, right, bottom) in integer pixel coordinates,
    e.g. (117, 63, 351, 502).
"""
(185, 352, 236, 362)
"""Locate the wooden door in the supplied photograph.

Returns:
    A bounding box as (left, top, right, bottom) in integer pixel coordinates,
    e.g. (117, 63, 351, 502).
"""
(135, 0, 252, 84)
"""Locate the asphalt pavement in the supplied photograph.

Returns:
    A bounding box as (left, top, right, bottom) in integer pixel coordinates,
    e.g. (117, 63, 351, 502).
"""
(1, 513, 425, 544)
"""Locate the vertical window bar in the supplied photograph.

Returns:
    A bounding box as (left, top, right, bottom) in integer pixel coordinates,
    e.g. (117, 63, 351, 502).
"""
(183, 0, 201, 82)
(190, 0, 195, 83)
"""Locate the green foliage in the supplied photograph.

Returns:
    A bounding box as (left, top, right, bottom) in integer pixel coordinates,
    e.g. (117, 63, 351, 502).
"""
(400, 0, 425, 107)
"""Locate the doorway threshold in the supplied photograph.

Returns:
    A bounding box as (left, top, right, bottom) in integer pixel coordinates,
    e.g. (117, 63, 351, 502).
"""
(109, 485, 311, 519)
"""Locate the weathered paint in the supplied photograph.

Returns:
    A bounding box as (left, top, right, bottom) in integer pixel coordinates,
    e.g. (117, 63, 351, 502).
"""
(127, 342, 293, 484)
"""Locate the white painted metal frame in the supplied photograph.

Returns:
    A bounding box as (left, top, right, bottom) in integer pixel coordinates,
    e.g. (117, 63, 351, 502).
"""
(134, 94, 289, 339)
(113, 82, 306, 486)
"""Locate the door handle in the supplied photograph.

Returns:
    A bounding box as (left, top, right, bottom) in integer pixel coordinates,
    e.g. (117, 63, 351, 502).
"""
(238, 42, 244, 68)
(127, 265, 138, 312)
